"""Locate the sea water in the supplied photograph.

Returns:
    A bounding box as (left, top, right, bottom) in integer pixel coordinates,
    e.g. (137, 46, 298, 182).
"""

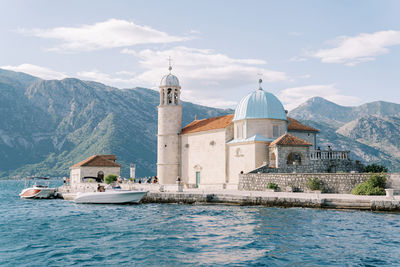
(1, 180, 400, 266)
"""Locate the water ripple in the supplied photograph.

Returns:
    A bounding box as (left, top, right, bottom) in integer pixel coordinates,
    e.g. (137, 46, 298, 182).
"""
(1, 180, 400, 266)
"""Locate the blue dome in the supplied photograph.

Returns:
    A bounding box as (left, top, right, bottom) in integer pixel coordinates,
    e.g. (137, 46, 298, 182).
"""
(160, 74, 179, 87)
(233, 89, 287, 121)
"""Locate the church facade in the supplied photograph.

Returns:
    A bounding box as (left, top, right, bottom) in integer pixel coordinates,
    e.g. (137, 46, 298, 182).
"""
(157, 67, 360, 190)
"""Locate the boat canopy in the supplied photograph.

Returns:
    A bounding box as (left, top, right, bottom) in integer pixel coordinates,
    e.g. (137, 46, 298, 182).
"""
(82, 176, 104, 183)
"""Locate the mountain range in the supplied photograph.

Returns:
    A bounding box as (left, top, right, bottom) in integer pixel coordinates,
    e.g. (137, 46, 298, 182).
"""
(0, 69, 231, 178)
(289, 97, 400, 170)
(0, 68, 399, 178)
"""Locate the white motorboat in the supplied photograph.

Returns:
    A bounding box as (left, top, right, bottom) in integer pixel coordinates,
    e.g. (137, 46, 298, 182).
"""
(74, 190, 147, 204)
(19, 177, 57, 199)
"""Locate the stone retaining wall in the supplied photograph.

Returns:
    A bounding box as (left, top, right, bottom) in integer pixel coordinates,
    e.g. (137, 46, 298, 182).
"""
(239, 173, 400, 194)
(251, 159, 364, 174)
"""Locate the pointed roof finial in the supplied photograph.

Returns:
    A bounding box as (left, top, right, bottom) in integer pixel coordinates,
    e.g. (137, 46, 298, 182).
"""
(168, 56, 173, 73)
(257, 73, 263, 90)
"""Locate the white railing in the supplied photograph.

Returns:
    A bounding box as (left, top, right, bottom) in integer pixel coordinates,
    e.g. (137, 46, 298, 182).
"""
(309, 150, 350, 160)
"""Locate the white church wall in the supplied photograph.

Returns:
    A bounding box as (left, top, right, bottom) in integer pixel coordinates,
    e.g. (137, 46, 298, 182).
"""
(255, 143, 268, 169)
(227, 142, 267, 187)
(246, 119, 288, 139)
(180, 129, 227, 188)
(289, 131, 316, 149)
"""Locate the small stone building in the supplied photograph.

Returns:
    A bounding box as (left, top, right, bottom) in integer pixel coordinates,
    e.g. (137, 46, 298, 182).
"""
(69, 155, 121, 185)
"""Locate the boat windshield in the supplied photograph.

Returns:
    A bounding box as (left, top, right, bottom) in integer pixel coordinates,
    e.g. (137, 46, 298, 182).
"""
(24, 177, 51, 188)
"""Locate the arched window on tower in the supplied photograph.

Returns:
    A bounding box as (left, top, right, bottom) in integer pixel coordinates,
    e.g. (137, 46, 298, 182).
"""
(167, 88, 172, 104)
(161, 89, 165, 105)
(174, 89, 178, 105)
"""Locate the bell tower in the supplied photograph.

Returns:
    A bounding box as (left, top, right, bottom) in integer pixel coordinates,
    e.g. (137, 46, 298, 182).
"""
(157, 65, 182, 185)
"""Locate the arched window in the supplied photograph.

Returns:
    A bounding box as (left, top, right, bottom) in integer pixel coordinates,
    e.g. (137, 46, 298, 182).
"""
(287, 152, 302, 165)
(174, 89, 178, 105)
(161, 89, 165, 105)
(273, 125, 279, 137)
(167, 88, 172, 104)
(97, 171, 104, 181)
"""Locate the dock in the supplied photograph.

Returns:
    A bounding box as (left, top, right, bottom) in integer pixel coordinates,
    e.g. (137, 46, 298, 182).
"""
(57, 184, 400, 212)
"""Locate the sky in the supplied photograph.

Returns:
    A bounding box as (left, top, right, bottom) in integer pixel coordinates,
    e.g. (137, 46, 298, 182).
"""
(0, 0, 399, 110)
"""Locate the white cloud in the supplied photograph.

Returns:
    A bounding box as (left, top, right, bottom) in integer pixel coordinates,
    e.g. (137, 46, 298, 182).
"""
(77, 70, 138, 87)
(18, 19, 192, 52)
(279, 84, 360, 110)
(120, 46, 288, 108)
(1, 63, 68, 80)
(311, 30, 400, 66)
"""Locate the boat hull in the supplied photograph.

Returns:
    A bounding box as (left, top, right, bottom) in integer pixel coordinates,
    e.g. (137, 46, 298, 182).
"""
(74, 190, 147, 204)
(19, 188, 56, 199)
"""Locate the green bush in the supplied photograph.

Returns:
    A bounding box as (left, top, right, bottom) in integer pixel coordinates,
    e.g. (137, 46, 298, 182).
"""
(364, 164, 388, 173)
(351, 174, 386, 195)
(306, 177, 322, 191)
(267, 182, 278, 190)
(368, 174, 386, 188)
(105, 174, 118, 184)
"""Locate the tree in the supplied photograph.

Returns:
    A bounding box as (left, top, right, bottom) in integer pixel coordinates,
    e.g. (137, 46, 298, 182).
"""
(364, 164, 388, 173)
(105, 174, 118, 184)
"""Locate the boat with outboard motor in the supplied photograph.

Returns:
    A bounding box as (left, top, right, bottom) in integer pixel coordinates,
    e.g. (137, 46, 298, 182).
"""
(19, 177, 57, 199)
(73, 176, 147, 204)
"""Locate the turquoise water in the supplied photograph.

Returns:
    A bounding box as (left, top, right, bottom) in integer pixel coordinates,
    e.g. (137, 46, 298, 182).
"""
(1, 180, 400, 266)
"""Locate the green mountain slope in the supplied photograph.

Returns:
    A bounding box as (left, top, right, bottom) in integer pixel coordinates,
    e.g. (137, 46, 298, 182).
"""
(0, 69, 232, 178)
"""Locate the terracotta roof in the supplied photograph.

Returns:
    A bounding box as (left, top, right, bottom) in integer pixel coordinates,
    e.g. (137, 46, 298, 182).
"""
(181, 114, 234, 135)
(269, 133, 312, 147)
(70, 154, 121, 168)
(287, 117, 319, 132)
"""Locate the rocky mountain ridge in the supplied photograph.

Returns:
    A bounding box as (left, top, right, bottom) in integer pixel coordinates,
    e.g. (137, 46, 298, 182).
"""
(290, 97, 400, 170)
(0, 69, 399, 178)
(0, 69, 231, 178)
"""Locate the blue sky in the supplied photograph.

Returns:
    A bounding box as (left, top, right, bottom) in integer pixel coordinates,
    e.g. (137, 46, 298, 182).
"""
(1, 0, 399, 109)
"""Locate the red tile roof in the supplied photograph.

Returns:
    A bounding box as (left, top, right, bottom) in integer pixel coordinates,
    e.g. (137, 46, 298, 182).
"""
(70, 155, 121, 168)
(180, 115, 318, 135)
(269, 133, 312, 147)
(181, 114, 234, 135)
(287, 117, 319, 132)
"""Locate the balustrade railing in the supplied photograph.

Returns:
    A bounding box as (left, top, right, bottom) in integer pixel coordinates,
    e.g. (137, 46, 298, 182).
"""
(309, 150, 350, 160)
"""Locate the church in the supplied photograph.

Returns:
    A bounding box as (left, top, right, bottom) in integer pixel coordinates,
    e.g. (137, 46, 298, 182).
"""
(157, 66, 360, 190)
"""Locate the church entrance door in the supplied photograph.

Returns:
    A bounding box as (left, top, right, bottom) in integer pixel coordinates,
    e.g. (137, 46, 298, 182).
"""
(196, 171, 200, 188)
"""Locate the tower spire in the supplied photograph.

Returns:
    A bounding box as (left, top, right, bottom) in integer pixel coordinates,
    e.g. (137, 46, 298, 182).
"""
(168, 56, 173, 73)
(257, 73, 263, 90)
